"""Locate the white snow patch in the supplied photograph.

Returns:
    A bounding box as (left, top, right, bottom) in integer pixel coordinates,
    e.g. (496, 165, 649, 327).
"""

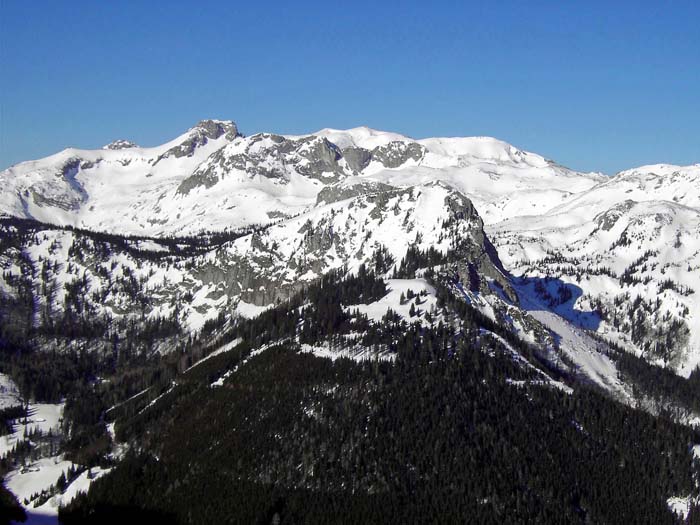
(506, 379, 573, 394)
(348, 278, 437, 325)
(188, 338, 243, 371)
(210, 344, 272, 387)
(667, 496, 691, 520)
(105, 386, 151, 416)
(5, 457, 71, 520)
(137, 382, 177, 415)
(236, 300, 271, 319)
(299, 342, 396, 363)
(50, 466, 111, 508)
(1, 403, 64, 458)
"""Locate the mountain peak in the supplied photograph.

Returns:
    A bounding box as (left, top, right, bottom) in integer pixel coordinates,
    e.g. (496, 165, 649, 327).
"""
(190, 119, 240, 140)
(103, 139, 138, 150)
(313, 126, 414, 150)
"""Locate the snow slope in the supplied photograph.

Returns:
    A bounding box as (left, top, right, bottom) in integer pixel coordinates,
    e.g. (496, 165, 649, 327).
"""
(347, 279, 437, 324)
(0, 121, 603, 235)
(514, 282, 628, 398)
(1, 403, 64, 458)
(5, 457, 110, 524)
(490, 166, 700, 375)
(1, 119, 698, 373)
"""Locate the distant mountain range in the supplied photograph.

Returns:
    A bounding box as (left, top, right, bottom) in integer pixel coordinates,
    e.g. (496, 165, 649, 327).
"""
(2, 119, 697, 374)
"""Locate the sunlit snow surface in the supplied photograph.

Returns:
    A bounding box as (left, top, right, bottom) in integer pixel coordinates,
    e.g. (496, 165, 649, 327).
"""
(5, 459, 110, 524)
(0, 398, 63, 458)
(0, 374, 110, 524)
(346, 278, 437, 324)
(490, 180, 700, 376)
(2, 123, 697, 369)
(0, 124, 604, 236)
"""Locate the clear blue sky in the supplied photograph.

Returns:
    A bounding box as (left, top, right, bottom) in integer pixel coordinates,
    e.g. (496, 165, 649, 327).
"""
(1, 0, 698, 174)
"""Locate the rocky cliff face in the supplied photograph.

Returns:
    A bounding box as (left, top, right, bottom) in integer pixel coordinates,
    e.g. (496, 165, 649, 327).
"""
(0, 181, 512, 350)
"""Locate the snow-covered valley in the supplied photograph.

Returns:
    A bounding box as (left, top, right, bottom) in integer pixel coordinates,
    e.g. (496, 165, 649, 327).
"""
(0, 374, 111, 524)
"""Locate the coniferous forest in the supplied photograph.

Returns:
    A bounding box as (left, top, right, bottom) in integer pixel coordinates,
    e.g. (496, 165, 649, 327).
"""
(0, 228, 700, 524)
(0, 225, 699, 524)
(43, 266, 700, 525)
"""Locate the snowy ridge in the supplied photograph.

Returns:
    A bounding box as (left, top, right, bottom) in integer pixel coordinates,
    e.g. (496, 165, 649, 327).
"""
(1, 119, 698, 374)
(0, 120, 603, 235)
(311, 126, 413, 150)
(490, 164, 700, 376)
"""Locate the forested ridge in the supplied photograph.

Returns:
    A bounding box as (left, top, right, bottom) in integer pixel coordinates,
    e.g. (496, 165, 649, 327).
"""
(1, 227, 699, 523)
(52, 265, 700, 524)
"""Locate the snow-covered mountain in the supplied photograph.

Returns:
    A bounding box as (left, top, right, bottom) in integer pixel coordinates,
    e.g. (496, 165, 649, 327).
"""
(0, 120, 604, 236)
(1, 119, 698, 375)
(3, 120, 700, 522)
(489, 164, 700, 375)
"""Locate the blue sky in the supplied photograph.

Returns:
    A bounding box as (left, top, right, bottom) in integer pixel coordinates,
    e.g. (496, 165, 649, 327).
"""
(1, 0, 698, 173)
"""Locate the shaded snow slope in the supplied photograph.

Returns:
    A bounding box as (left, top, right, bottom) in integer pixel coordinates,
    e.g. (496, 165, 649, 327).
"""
(0, 373, 22, 410)
(514, 282, 628, 398)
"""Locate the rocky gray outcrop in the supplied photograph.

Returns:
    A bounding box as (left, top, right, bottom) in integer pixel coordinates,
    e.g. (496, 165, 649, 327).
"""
(177, 133, 354, 195)
(155, 120, 239, 165)
(207, 182, 516, 309)
(103, 140, 139, 150)
(293, 136, 346, 181)
(195, 119, 240, 141)
(371, 141, 425, 168)
(26, 158, 89, 212)
(342, 147, 372, 172)
(592, 200, 637, 232)
(315, 179, 393, 205)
